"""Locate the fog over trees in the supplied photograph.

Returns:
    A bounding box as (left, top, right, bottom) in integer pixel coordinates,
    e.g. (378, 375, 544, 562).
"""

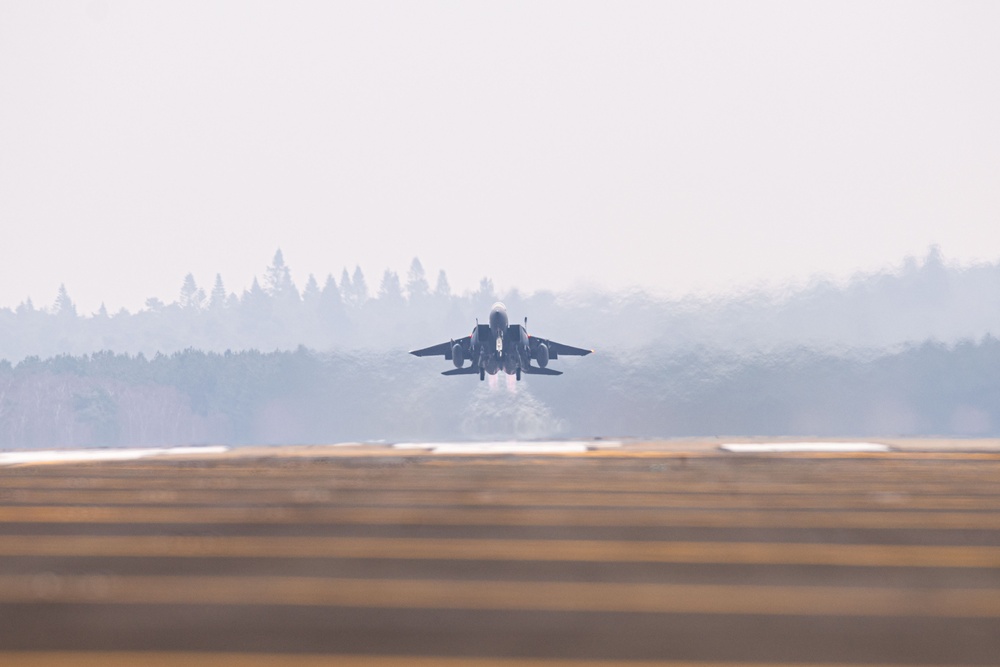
(2, 247, 1000, 447)
(4, 247, 999, 360)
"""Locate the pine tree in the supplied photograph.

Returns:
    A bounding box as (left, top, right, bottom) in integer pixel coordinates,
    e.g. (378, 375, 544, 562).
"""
(477, 277, 495, 297)
(378, 269, 404, 303)
(16, 298, 35, 316)
(322, 274, 341, 305)
(302, 274, 321, 304)
(472, 277, 496, 310)
(180, 273, 205, 309)
(434, 270, 451, 298)
(243, 277, 269, 309)
(209, 274, 227, 310)
(318, 274, 345, 329)
(406, 258, 429, 301)
(54, 284, 77, 318)
(264, 249, 299, 301)
(340, 268, 352, 295)
(351, 265, 368, 306)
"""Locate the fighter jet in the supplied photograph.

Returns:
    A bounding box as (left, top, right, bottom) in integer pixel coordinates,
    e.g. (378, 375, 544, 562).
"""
(410, 302, 592, 380)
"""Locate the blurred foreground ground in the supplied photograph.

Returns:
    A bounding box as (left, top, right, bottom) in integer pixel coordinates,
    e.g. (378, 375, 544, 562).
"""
(0, 438, 998, 666)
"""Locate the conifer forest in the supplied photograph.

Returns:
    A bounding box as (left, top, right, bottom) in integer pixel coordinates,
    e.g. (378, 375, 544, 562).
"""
(3, 248, 1000, 447)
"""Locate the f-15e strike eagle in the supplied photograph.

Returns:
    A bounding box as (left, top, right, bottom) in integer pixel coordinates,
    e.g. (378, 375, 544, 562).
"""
(410, 302, 592, 380)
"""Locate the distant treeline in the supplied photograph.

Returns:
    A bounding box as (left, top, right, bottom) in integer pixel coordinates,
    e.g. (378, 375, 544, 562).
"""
(3, 247, 1000, 363)
(2, 337, 998, 448)
(3, 246, 999, 447)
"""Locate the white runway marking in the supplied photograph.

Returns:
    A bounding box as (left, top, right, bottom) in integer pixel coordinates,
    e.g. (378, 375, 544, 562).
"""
(393, 441, 620, 454)
(720, 442, 890, 453)
(434, 442, 589, 454)
(0, 446, 230, 466)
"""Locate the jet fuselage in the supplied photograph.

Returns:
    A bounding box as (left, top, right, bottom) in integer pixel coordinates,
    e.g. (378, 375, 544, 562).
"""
(410, 302, 592, 380)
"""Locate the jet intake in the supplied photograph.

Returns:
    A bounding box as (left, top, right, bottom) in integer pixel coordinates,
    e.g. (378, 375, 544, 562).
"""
(536, 342, 549, 368)
(452, 344, 465, 368)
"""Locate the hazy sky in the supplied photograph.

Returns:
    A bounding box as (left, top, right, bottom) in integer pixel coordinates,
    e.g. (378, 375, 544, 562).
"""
(2, 1, 999, 313)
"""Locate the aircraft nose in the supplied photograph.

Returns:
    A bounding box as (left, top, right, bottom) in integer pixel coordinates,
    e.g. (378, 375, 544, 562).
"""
(489, 306, 508, 331)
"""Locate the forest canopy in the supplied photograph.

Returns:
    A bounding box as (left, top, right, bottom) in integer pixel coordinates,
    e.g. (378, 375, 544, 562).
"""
(2, 248, 999, 447)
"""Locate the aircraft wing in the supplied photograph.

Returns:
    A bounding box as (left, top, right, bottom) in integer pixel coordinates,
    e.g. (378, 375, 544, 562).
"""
(410, 336, 471, 359)
(536, 339, 593, 357)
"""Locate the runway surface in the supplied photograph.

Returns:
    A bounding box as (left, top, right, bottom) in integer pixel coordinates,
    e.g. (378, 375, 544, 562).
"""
(0, 439, 998, 665)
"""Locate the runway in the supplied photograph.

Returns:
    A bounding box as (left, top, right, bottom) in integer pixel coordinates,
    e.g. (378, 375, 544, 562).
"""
(0, 440, 998, 665)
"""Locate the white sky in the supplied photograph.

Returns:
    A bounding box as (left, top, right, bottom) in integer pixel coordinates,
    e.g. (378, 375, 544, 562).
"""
(2, 1, 999, 313)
